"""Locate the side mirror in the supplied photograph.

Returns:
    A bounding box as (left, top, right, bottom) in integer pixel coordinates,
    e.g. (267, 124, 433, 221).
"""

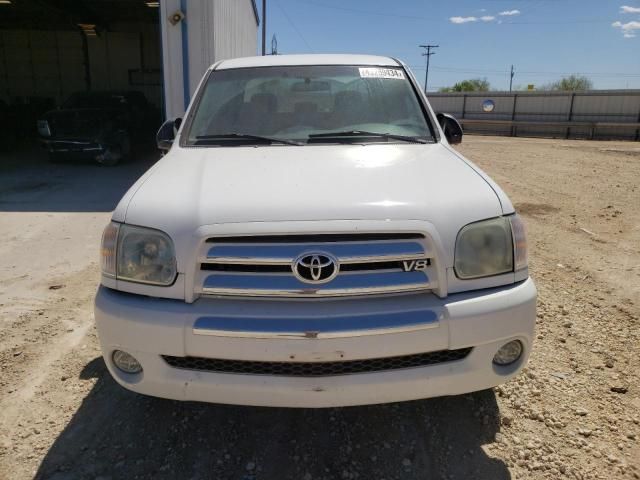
(436, 113, 463, 145)
(156, 117, 182, 151)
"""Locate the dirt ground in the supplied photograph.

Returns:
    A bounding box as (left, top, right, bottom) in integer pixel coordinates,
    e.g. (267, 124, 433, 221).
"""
(0, 136, 638, 480)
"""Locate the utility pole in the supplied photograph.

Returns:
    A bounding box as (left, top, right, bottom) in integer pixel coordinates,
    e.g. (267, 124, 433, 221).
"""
(261, 0, 267, 56)
(509, 64, 515, 92)
(419, 45, 439, 95)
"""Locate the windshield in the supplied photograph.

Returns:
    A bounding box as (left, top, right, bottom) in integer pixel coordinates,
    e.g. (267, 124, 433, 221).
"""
(184, 65, 434, 146)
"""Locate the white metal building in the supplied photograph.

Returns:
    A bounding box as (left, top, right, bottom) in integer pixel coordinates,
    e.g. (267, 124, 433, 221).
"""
(160, 0, 259, 118)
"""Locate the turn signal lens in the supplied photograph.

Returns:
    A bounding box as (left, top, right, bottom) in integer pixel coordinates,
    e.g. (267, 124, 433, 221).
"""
(100, 222, 119, 278)
(509, 214, 528, 271)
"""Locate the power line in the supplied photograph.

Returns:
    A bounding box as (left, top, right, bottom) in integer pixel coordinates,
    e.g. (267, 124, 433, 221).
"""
(409, 65, 511, 74)
(419, 45, 439, 94)
(274, 0, 314, 52)
(296, 0, 439, 22)
(501, 19, 610, 24)
(516, 70, 640, 77)
(407, 65, 640, 78)
(294, 0, 611, 25)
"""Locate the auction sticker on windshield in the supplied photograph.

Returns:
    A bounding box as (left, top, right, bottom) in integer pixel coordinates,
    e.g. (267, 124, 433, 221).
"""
(358, 67, 405, 79)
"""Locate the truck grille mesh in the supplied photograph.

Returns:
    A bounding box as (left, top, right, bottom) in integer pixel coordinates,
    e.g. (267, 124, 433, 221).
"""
(162, 348, 472, 377)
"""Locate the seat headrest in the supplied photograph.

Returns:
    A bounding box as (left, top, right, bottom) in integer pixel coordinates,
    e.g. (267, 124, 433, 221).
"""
(333, 91, 364, 111)
(249, 93, 277, 113)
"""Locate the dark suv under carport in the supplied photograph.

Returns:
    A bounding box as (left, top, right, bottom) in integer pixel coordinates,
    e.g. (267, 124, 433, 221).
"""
(37, 91, 160, 166)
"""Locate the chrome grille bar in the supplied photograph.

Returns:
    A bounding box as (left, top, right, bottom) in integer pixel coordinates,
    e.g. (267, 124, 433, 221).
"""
(204, 241, 427, 265)
(202, 271, 431, 297)
(198, 234, 434, 297)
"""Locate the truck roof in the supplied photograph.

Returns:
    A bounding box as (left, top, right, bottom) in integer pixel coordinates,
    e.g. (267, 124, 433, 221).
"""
(214, 54, 401, 70)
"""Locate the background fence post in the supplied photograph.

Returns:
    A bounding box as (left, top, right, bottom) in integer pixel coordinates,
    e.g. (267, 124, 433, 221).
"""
(511, 94, 518, 137)
(566, 93, 575, 139)
(461, 94, 467, 119)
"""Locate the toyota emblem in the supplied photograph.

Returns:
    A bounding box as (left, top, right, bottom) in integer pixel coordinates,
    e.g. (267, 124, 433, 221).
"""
(292, 252, 339, 284)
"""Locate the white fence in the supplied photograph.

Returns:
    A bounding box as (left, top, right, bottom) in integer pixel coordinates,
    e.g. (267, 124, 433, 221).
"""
(427, 90, 640, 141)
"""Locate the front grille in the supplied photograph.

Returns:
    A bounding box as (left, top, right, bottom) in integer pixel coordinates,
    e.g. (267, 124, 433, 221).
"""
(162, 348, 472, 377)
(197, 233, 436, 297)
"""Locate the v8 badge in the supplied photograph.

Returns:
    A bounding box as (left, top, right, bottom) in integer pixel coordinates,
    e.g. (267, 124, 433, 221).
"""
(402, 259, 430, 272)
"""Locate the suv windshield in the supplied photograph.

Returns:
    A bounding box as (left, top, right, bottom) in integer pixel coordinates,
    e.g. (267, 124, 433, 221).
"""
(184, 65, 434, 146)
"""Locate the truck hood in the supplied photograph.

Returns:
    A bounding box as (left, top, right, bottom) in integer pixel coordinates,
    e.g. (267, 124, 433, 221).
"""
(118, 143, 506, 265)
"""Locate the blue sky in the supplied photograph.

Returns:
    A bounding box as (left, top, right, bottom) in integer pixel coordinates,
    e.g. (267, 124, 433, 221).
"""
(265, 0, 640, 91)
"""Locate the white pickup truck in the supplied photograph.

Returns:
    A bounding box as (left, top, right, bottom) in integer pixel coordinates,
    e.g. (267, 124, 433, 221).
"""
(95, 54, 536, 408)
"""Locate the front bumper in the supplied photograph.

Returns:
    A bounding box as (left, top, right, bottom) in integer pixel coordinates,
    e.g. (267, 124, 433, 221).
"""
(41, 138, 105, 155)
(94, 278, 536, 407)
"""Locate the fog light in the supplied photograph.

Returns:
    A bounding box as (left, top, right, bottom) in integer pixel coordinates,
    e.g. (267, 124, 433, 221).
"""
(493, 340, 523, 366)
(112, 350, 142, 374)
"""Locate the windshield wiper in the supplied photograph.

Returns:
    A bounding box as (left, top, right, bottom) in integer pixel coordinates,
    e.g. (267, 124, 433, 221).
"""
(194, 133, 303, 146)
(307, 130, 429, 144)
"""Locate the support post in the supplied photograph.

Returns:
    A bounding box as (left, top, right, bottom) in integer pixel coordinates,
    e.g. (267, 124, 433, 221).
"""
(419, 44, 438, 94)
(636, 103, 640, 141)
(509, 65, 514, 92)
(261, 0, 266, 56)
(566, 93, 575, 139)
(511, 94, 518, 137)
(80, 31, 91, 91)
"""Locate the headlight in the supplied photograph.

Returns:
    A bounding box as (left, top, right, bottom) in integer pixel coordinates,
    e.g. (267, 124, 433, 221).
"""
(100, 222, 177, 286)
(454, 217, 514, 279)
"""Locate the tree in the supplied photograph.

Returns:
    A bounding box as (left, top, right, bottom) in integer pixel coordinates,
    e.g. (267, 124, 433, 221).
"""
(439, 78, 491, 92)
(543, 75, 593, 91)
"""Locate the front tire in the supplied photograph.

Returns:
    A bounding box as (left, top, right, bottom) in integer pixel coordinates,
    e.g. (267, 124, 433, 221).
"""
(96, 146, 121, 166)
(97, 135, 130, 166)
